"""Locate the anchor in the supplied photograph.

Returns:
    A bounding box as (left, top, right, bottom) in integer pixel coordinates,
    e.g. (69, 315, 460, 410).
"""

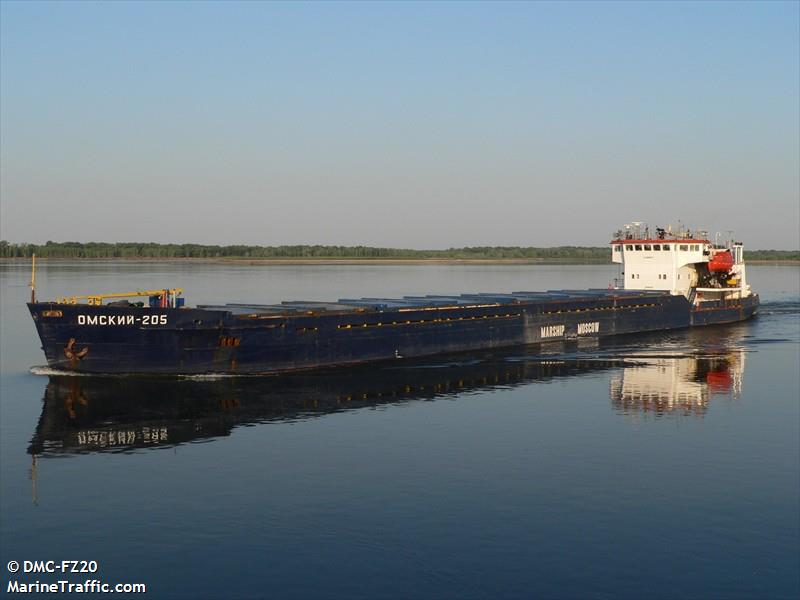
(64, 338, 89, 361)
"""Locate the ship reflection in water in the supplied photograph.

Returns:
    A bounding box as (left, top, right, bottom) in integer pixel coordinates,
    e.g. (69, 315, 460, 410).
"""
(610, 350, 745, 418)
(29, 333, 749, 457)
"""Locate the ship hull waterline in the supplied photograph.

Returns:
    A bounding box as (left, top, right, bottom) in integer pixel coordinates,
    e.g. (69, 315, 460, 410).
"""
(27, 292, 760, 375)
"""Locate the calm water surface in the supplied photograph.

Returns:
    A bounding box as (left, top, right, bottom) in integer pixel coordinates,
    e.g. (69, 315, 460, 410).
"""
(1, 262, 798, 599)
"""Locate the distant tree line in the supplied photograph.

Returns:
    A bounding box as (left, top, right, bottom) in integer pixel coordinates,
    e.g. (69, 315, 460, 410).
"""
(0, 241, 797, 261)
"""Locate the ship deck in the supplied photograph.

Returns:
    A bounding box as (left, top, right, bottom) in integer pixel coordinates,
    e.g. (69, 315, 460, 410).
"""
(197, 289, 671, 316)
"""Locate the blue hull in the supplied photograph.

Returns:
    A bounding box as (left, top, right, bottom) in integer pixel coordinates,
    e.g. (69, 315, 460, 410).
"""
(27, 290, 759, 374)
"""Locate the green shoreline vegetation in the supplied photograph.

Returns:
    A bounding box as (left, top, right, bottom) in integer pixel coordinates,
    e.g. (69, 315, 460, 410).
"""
(1, 241, 798, 262)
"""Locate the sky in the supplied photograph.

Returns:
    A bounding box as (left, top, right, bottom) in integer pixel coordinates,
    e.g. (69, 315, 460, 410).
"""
(1, 1, 798, 249)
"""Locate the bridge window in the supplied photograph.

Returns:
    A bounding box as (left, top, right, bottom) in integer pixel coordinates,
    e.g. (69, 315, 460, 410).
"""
(663, 244, 671, 250)
(614, 245, 621, 252)
(653, 244, 661, 250)
(635, 245, 642, 251)
(625, 245, 633, 251)
(679, 244, 689, 251)
(644, 245, 652, 251)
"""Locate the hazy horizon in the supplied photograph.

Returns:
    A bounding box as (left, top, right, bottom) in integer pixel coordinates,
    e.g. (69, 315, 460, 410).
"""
(2, 239, 799, 253)
(2, 2, 798, 250)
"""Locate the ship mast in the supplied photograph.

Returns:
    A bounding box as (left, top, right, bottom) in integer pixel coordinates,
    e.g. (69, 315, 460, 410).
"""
(29, 254, 36, 303)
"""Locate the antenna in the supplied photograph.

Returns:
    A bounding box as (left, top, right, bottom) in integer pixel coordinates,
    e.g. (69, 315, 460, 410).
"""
(29, 254, 36, 303)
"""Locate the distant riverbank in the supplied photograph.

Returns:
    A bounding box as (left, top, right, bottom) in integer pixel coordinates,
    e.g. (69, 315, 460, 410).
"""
(3, 241, 799, 264)
(0, 256, 609, 265)
(2, 257, 798, 265)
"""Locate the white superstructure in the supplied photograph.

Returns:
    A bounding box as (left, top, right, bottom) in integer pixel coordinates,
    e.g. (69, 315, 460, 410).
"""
(610, 222, 753, 304)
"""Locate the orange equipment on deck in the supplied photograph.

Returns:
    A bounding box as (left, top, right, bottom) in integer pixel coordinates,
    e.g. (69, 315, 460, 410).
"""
(708, 250, 734, 273)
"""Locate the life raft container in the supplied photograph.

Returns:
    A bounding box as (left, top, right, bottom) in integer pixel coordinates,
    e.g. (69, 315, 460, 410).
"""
(708, 250, 734, 273)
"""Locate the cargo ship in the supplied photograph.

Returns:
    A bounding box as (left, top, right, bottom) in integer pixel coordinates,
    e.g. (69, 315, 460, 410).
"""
(26, 222, 759, 375)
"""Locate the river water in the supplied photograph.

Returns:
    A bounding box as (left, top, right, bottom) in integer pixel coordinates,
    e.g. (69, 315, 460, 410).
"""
(1, 261, 798, 599)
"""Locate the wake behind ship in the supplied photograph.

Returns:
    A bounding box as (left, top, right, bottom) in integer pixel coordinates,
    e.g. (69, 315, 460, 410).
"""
(27, 222, 759, 375)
